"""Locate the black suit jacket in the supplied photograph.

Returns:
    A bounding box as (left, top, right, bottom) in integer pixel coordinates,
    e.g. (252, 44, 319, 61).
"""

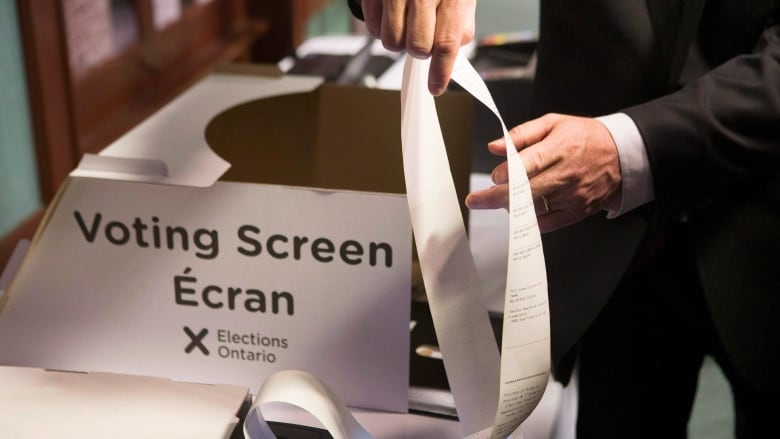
(533, 0, 780, 390)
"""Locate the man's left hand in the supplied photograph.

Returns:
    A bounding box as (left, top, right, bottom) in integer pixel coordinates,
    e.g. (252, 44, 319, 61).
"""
(465, 114, 623, 233)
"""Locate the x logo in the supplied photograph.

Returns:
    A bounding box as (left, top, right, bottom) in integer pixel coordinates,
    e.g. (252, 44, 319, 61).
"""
(183, 326, 209, 356)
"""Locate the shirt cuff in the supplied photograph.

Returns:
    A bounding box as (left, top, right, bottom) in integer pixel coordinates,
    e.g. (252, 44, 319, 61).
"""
(596, 113, 655, 218)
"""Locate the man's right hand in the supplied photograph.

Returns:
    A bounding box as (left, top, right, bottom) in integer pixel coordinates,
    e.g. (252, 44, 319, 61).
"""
(358, 0, 476, 95)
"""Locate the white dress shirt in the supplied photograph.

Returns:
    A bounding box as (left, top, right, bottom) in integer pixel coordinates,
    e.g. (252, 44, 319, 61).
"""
(596, 113, 655, 218)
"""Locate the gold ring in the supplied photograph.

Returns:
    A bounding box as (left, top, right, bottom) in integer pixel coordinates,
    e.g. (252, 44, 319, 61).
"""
(541, 195, 552, 213)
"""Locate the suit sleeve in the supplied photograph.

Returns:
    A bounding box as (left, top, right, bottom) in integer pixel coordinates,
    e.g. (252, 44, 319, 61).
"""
(624, 24, 780, 223)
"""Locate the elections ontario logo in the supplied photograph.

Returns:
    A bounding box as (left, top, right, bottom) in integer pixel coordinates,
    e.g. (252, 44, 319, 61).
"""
(183, 326, 288, 363)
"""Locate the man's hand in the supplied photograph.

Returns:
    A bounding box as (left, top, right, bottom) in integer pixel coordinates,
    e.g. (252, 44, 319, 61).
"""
(360, 0, 476, 95)
(465, 114, 623, 233)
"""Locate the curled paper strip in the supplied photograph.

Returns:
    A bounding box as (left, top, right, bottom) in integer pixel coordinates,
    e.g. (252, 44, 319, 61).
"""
(402, 54, 550, 439)
(244, 370, 373, 439)
(244, 52, 550, 439)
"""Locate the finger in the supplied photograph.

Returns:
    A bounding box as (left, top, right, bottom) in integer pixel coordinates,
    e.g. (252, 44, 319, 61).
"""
(406, 1, 436, 59)
(429, 4, 471, 95)
(490, 162, 509, 184)
(486, 138, 558, 182)
(362, 0, 383, 38)
(491, 140, 558, 187)
(465, 184, 509, 210)
(381, 0, 407, 51)
(487, 114, 559, 154)
(519, 141, 561, 179)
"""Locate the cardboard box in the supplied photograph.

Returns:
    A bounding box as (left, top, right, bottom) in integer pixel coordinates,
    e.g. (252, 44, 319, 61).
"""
(0, 66, 475, 417)
(206, 65, 474, 225)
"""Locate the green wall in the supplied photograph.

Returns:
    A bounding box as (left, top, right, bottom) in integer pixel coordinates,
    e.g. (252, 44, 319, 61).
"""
(476, 0, 539, 35)
(306, 1, 352, 37)
(0, 0, 40, 237)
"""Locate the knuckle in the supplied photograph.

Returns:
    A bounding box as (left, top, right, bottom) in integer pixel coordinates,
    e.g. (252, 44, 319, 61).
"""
(509, 125, 524, 138)
(381, 34, 405, 52)
(540, 113, 558, 131)
(566, 166, 586, 184)
(527, 149, 545, 170)
(431, 34, 461, 56)
(407, 38, 432, 58)
(380, 21, 405, 51)
(575, 189, 601, 216)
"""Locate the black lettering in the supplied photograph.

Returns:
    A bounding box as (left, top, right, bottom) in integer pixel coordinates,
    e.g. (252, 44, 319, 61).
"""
(152, 217, 162, 248)
(132, 217, 149, 247)
(292, 236, 309, 260)
(73, 211, 101, 243)
(311, 238, 335, 262)
(245, 289, 266, 312)
(272, 291, 294, 315)
(237, 225, 262, 256)
(194, 229, 219, 260)
(267, 234, 288, 258)
(105, 221, 130, 245)
(166, 226, 189, 251)
(340, 240, 363, 265)
(227, 287, 242, 310)
(202, 285, 223, 309)
(369, 242, 393, 267)
(174, 268, 198, 306)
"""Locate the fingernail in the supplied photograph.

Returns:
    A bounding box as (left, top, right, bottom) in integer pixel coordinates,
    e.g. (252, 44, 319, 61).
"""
(488, 138, 505, 148)
(429, 81, 446, 96)
(465, 195, 478, 208)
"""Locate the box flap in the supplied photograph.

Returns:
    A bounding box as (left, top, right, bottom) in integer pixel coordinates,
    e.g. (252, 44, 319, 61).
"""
(71, 72, 324, 188)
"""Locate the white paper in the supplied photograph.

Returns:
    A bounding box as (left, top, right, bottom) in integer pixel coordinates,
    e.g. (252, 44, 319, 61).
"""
(401, 54, 550, 438)
(245, 370, 373, 439)
(401, 55, 502, 436)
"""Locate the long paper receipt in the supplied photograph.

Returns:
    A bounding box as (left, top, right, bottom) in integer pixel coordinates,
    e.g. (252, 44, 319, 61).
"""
(402, 54, 550, 438)
(245, 53, 550, 439)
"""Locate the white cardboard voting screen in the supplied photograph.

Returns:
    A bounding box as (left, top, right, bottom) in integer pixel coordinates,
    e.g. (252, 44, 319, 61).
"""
(0, 177, 411, 413)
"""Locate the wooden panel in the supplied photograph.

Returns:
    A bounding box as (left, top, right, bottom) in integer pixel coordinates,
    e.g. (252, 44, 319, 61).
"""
(16, 0, 80, 202)
(16, 0, 267, 198)
(71, 0, 261, 155)
(248, 0, 334, 63)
